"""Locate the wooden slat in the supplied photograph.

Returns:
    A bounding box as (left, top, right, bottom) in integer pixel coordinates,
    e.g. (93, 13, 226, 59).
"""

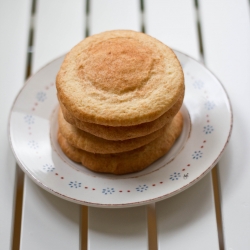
(32, 0, 85, 72)
(144, 1, 219, 249)
(199, 0, 250, 249)
(144, 0, 200, 60)
(88, 2, 148, 249)
(156, 174, 219, 249)
(89, 0, 140, 35)
(20, 1, 85, 249)
(0, 0, 31, 249)
(21, 178, 81, 250)
(88, 207, 148, 250)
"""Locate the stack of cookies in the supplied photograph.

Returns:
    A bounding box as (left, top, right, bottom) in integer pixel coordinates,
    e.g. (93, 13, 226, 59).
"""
(56, 30, 184, 175)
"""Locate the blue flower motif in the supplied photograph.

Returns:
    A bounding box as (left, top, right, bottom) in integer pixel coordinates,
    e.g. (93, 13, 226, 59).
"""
(28, 140, 39, 149)
(204, 101, 215, 110)
(102, 187, 115, 195)
(193, 80, 204, 89)
(169, 172, 181, 181)
(136, 184, 148, 192)
(43, 164, 55, 172)
(203, 125, 214, 134)
(69, 181, 82, 188)
(192, 150, 203, 160)
(36, 92, 47, 102)
(24, 114, 35, 124)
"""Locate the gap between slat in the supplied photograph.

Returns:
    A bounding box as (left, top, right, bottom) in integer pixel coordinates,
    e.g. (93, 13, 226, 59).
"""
(12, 167, 24, 250)
(212, 166, 225, 250)
(147, 204, 158, 250)
(195, 0, 204, 63)
(81, 206, 88, 250)
(195, 1, 224, 249)
(85, 0, 90, 37)
(140, 0, 145, 33)
(12, 1, 36, 249)
(25, 0, 36, 78)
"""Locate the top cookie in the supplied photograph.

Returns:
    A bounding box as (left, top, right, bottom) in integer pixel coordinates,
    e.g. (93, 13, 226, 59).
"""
(56, 30, 184, 126)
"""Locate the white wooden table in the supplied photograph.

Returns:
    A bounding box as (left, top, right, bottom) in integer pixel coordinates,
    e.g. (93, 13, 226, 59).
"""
(1, 0, 250, 249)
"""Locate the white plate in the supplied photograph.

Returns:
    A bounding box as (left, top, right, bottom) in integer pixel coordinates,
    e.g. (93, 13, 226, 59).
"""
(9, 51, 232, 208)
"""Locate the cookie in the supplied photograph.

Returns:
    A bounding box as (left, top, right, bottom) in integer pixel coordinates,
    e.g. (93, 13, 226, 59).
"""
(57, 112, 183, 174)
(59, 91, 183, 140)
(58, 108, 170, 154)
(56, 30, 184, 126)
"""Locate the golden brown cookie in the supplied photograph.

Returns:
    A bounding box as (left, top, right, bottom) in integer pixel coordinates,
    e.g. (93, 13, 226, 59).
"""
(56, 30, 184, 126)
(57, 112, 183, 174)
(58, 108, 170, 154)
(59, 91, 183, 140)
